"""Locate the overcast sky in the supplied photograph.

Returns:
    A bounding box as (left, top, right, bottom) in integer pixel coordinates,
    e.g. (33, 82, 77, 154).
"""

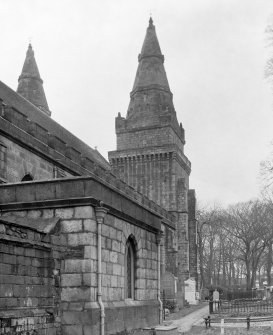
(1, 0, 273, 207)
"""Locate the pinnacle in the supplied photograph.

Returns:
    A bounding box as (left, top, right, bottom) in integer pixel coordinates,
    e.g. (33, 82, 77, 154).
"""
(131, 17, 170, 95)
(17, 44, 50, 116)
(139, 17, 162, 60)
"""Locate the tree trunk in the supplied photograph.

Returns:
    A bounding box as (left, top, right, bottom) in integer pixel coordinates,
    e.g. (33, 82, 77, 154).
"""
(267, 243, 272, 286)
(246, 261, 251, 290)
(198, 231, 206, 288)
(222, 246, 226, 287)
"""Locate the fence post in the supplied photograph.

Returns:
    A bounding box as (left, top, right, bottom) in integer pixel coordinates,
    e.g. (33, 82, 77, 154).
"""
(209, 300, 213, 313)
(221, 319, 224, 334)
(246, 317, 250, 330)
(162, 290, 165, 320)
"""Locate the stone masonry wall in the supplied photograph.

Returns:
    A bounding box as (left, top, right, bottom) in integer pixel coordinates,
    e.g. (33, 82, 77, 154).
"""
(0, 135, 72, 182)
(116, 126, 185, 154)
(111, 152, 189, 212)
(0, 211, 61, 335)
(111, 152, 190, 281)
(0, 204, 160, 335)
(0, 176, 167, 334)
(59, 205, 159, 334)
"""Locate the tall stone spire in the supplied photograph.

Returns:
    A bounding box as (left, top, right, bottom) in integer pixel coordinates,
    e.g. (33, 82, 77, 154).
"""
(17, 44, 51, 116)
(117, 17, 185, 147)
(109, 18, 194, 294)
(123, 17, 185, 145)
(131, 17, 170, 96)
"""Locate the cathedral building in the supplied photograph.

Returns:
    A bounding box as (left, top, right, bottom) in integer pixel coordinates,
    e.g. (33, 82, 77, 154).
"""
(109, 18, 197, 298)
(0, 18, 197, 335)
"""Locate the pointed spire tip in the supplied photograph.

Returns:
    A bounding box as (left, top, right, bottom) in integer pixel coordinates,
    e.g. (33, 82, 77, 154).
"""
(149, 17, 153, 27)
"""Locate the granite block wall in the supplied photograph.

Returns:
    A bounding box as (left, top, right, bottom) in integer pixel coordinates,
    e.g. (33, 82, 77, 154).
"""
(0, 135, 72, 182)
(59, 205, 159, 334)
(0, 185, 162, 335)
(0, 135, 53, 182)
(0, 211, 61, 335)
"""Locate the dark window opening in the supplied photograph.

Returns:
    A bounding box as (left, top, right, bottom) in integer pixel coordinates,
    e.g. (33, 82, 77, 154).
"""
(125, 236, 136, 299)
(21, 173, 33, 182)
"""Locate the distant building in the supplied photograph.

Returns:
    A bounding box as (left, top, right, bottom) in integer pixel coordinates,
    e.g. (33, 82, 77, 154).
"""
(0, 18, 197, 335)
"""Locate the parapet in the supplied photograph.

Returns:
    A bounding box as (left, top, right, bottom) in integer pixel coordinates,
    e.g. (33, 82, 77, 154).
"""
(0, 97, 175, 228)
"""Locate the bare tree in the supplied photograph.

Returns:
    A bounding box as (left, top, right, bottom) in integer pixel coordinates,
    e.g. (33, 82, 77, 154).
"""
(224, 201, 272, 290)
(198, 200, 273, 291)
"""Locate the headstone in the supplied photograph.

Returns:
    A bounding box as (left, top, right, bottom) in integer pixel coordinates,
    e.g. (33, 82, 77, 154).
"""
(213, 289, 219, 301)
(195, 291, 200, 301)
(161, 272, 179, 311)
(184, 278, 198, 305)
(161, 272, 177, 299)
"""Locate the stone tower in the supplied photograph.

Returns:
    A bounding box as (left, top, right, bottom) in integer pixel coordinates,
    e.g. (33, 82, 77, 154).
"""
(109, 18, 197, 296)
(17, 44, 50, 116)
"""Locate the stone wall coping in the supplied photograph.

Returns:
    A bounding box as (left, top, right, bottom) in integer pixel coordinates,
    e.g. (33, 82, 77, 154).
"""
(0, 175, 175, 230)
(0, 215, 59, 234)
(0, 115, 175, 226)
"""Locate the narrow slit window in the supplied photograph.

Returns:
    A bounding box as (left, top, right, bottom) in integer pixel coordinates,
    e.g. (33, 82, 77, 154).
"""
(125, 238, 136, 299)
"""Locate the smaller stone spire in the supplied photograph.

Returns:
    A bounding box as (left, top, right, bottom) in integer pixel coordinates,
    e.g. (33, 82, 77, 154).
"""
(17, 44, 51, 116)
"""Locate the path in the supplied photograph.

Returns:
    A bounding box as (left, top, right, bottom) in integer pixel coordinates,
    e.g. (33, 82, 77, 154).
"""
(170, 304, 209, 333)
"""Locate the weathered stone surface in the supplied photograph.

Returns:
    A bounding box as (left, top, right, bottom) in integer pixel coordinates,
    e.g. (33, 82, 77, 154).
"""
(61, 220, 82, 233)
(67, 232, 96, 246)
(62, 325, 83, 335)
(74, 206, 94, 219)
(61, 274, 82, 287)
(84, 245, 97, 259)
(83, 219, 96, 232)
(61, 287, 91, 302)
(56, 208, 74, 219)
(0, 214, 61, 333)
(83, 273, 97, 287)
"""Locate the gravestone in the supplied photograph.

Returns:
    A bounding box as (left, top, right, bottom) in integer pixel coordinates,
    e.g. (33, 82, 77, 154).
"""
(161, 272, 177, 299)
(184, 278, 198, 305)
(213, 289, 219, 301)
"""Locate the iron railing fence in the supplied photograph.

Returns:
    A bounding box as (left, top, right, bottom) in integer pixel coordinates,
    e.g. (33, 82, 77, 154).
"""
(213, 298, 273, 315)
(222, 289, 265, 301)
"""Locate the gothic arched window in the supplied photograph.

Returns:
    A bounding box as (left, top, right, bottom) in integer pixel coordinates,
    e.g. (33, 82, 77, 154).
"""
(125, 236, 136, 299)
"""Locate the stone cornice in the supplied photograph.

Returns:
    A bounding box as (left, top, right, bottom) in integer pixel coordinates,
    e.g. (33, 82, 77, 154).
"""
(109, 144, 191, 175)
(0, 176, 175, 231)
(0, 116, 175, 228)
